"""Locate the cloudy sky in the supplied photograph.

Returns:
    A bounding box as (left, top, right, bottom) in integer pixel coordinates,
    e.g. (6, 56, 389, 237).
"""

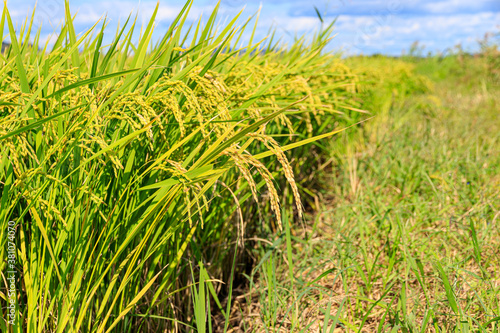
(3, 0, 500, 55)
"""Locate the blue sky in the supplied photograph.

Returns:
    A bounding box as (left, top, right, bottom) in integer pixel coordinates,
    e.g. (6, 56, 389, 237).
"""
(3, 0, 500, 55)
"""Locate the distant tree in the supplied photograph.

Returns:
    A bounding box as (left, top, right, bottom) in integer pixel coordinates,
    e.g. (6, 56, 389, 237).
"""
(1, 41, 10, 53)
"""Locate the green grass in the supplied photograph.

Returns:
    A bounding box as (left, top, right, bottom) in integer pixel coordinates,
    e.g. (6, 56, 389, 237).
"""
(240, 53, 500, 332)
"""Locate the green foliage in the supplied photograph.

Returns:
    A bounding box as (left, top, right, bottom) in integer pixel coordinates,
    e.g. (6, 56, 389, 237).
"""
(0, 1, 359, 331)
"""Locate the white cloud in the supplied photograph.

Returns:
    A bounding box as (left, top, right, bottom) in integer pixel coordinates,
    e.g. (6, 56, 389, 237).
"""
(38, 33, 60, 47)
(2, 0, 499, 55)
(332, 11, 500, 55)
(262, 16, 319, 33)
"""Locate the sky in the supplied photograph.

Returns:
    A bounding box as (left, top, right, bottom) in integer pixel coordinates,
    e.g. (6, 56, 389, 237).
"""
(3, 0, 500, 55)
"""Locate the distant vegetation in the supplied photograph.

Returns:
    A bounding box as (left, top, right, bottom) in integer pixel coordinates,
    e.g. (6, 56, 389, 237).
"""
(1, 41, 9, 52)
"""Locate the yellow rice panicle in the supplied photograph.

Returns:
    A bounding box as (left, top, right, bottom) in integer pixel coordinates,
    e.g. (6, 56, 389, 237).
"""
(247, 133, 303, 218)
(243, 154, 282, 230)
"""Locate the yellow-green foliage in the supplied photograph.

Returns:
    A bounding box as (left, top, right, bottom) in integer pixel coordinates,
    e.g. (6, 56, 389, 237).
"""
(0, 1, 358, 331)
(337, 56, 434, 149)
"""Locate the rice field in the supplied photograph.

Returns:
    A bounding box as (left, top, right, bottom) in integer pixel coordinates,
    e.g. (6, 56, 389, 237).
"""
(0, 1, 499, 332)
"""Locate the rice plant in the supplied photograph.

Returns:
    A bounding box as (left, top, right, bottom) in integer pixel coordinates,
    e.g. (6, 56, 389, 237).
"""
(0, 1, 359, 331)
